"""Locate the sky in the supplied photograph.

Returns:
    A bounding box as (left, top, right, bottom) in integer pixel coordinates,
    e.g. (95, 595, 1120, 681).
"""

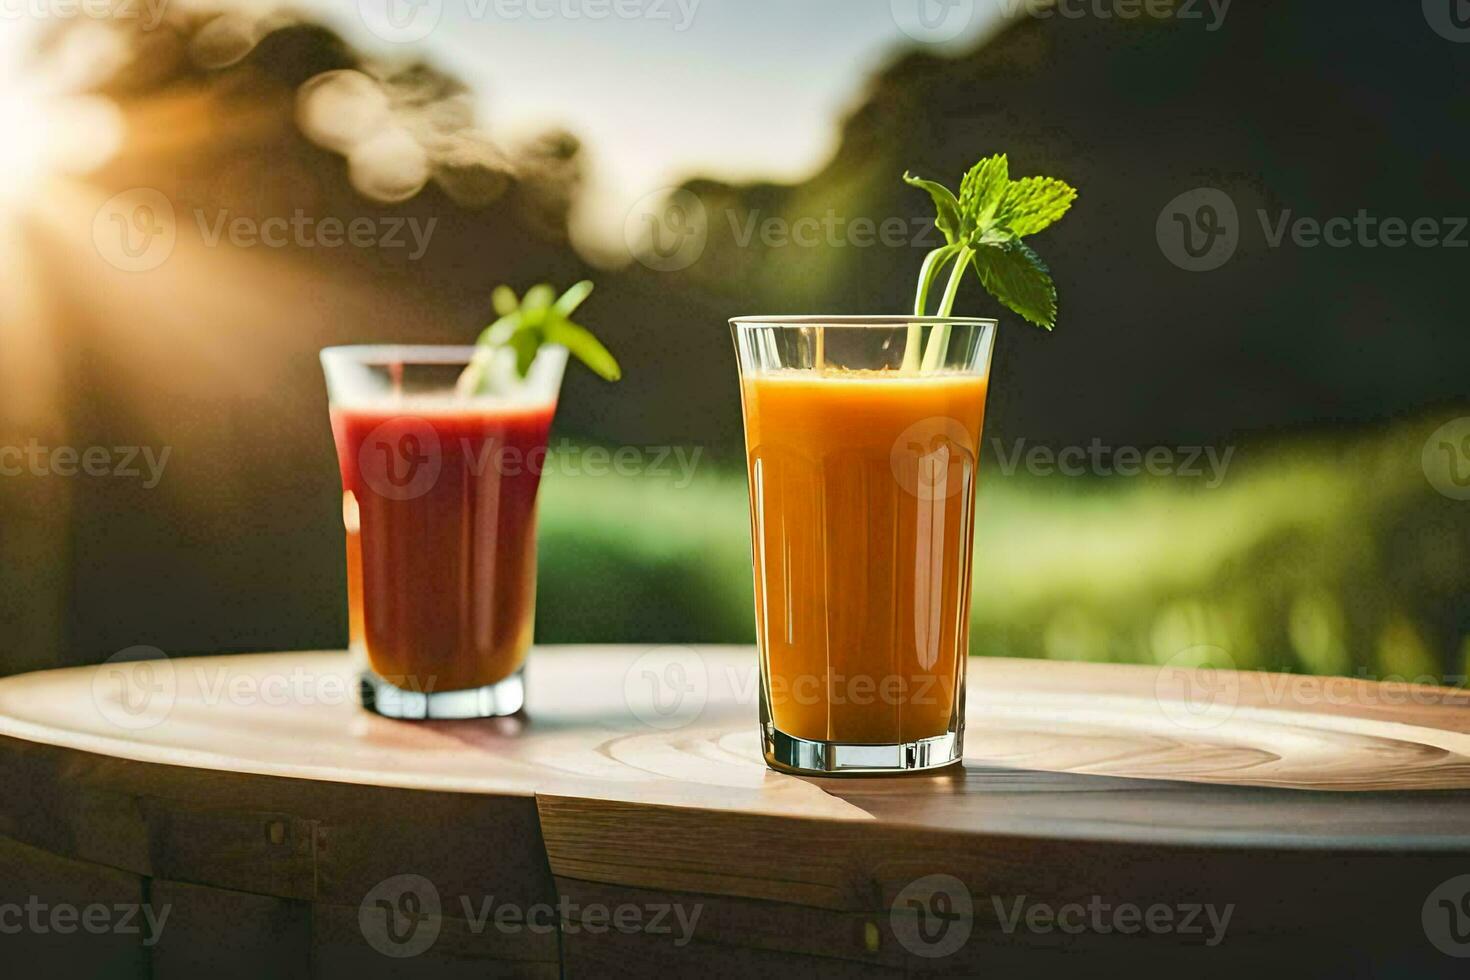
(315, 0, 1002, 258)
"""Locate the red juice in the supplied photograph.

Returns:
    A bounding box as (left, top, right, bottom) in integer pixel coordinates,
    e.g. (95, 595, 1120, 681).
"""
(330, 404, 555, 693)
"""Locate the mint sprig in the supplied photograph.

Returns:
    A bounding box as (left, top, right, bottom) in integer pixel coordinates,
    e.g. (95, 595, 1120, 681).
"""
(902, 154, 1076, 370)
(456, 280, 621, 397)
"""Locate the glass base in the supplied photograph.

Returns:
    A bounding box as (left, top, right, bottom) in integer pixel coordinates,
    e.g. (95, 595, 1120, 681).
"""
(762, 724, 962, 775)
(358, 669, 525, 719)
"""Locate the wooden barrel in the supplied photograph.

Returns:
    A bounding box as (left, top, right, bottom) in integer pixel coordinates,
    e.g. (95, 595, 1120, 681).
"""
(2, 647, 1469, 977)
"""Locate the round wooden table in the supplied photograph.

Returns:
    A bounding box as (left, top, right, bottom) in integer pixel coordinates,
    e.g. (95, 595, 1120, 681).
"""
(2, 647, 1469, 977)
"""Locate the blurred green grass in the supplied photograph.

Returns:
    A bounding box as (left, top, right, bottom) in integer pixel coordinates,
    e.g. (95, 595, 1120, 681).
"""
(536, 415, 1469, 682)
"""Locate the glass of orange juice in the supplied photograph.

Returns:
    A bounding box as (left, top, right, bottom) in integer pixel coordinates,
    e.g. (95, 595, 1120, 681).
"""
(732, 316, 997, 774)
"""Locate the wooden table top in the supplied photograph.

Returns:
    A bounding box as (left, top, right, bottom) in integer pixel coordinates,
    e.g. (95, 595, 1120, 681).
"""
(3, 646, 1469, 851)
(5, 648, 1470, 975)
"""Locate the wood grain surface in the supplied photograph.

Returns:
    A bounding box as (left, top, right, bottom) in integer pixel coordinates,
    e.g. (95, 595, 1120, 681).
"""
(2, 647, 1468, 977)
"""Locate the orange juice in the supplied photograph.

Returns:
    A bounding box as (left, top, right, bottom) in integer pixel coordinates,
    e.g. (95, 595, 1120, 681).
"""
(739, 370, 987, 745)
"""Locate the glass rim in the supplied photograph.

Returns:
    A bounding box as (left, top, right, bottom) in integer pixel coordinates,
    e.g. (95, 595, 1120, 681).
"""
(320, 344, 481, 366)
(729, 315, 998, 328)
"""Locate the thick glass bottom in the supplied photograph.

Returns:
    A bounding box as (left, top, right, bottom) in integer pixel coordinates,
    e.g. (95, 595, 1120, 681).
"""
(358, 669, 525, 719)
(762, 723, 962, 775)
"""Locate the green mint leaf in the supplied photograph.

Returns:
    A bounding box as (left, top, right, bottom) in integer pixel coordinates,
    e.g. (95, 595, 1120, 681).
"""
(958, 153, 1009, 233)
(491, 285, 518, 318)
(521, 284, 555, 312)
(972, 240, 1057, 330)
(545, 318, 622, 381)
(902, 172, 962, 245)
(995, 176, 1077, 237)
(554, 279, 594, 317)
(508, 330, 541, 378)
(460, 280, 621, 388)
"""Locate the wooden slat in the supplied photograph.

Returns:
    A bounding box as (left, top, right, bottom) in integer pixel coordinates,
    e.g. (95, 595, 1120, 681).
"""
(148, 879, 310, 980)
(0, 834, 150, 978)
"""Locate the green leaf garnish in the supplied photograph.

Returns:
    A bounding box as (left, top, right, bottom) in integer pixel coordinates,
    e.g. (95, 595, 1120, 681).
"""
(903, 154, 1076, 368)
(973, 240, 1056, 329)
(902, 172, 962, 245)
(456, 280, 621, 397)
(957, 154, 1010, 235)
(995, 176, 1077, 238)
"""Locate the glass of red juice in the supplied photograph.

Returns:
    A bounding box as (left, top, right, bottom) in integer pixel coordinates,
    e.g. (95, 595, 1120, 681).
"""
(320, 345, 566, 719)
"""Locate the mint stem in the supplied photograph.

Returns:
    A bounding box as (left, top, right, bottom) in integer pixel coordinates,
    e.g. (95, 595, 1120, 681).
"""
(922, 246, 972, 371)
(905, 244, 960, 372)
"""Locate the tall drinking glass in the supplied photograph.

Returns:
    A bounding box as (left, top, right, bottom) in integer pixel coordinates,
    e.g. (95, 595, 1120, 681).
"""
(731, 317, 997, 773)
(320, 345, 566, 719)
